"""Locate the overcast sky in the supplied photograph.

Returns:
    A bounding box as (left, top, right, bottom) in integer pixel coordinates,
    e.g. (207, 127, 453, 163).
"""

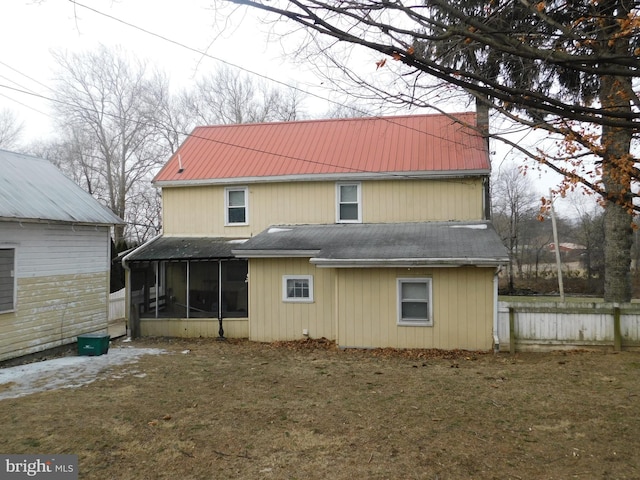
(0, 0, 581, 212)
(0, 0, 334, 141)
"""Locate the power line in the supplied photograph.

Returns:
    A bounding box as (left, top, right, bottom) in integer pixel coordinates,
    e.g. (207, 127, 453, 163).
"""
(68, 0, 345, 115)
(0, 0, 486, 149)
(0, 82, 483, 186)
(67, 0, 482, 143)
(0, 1, 488, 180)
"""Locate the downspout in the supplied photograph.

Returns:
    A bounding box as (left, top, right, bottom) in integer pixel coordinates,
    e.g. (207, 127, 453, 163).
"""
(493, 266, 502, 352)
(121, 250, 135, 339)
(217, 259, 225, 340)
(186, 261, 190, 319)
(155, 262, 159, 319)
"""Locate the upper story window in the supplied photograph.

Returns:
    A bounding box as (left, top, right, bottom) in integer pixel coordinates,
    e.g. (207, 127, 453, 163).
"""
(225, 187, 249, 226)
(336, 182, 361, 223)
(0, 248, 16, 313)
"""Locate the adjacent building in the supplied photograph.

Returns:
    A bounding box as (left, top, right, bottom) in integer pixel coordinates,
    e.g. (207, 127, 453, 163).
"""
(0, 150, 123, 362)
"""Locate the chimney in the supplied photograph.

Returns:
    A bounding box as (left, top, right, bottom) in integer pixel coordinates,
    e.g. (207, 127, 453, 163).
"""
(475, 95, 490, 152)
(476, 95, 491, 221)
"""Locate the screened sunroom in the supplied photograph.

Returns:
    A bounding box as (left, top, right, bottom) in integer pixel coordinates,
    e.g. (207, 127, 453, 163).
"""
(124, 237, 248, 321)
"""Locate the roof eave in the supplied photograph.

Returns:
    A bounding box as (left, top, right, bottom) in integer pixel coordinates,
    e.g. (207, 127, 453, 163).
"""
(0, 216, 123, 226)
(232, 249, 322, 258)
(154, 169, 490, 188)
(122, 234, 164, 267)
(309, 258, 510, 268)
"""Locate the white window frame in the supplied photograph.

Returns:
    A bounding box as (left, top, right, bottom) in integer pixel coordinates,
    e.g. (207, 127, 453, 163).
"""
(225, 186, 249, 226)
(336, 182, 362, 223)
(397, 278, 432, 326)
(282, 275, 314, 303)
(0, 247, 16, 314)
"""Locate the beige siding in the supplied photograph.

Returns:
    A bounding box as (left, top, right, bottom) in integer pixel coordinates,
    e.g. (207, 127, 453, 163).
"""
(247, 258, 494, 350)
(0, 272, 109, 362)
(162, 178, 484, 236)
(140, 318, 248, 338)
(364, 179, 483, 223)
(335, 267, 495, 350)
(248, 258, 335, 342)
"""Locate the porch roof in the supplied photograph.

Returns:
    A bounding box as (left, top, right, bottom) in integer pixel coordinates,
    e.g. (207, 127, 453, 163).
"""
(125, 236, 248, 262)
(232, 222, 509, 267)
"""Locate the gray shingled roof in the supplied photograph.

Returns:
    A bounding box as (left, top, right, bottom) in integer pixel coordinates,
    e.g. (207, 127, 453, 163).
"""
(0, 149, 123, 225)
(232, 222, 509, 267)
(125, 236, 247, 261)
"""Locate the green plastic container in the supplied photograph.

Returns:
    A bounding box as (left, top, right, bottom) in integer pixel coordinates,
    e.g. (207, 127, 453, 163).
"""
(77, 333, 110, 356)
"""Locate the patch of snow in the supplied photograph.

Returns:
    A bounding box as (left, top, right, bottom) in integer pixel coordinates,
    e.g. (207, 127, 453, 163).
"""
(268, 227, 292, 233)
(449, 224, 488, 230)
(0, 346, 165, 400)
(227, 239, 248, 244)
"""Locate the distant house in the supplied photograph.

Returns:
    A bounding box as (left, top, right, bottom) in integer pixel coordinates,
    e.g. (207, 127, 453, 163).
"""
(0, 150, 123, 362)
(124, 113, 509, 350)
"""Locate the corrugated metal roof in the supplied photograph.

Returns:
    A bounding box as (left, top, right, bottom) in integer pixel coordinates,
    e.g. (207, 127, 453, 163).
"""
(125, 236, 246, 261)
(232, 222, 509, 266)
(0, 149, 123, 225)
(154, 112, 489, 184)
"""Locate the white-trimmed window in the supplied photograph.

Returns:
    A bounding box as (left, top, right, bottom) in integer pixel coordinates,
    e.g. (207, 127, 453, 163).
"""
(225, 187, 249, 225)
(336, 182, 361, 223)
(0, 248, 16, 313)
(283, 275, 314, 303)
(397, 278, 432, 326)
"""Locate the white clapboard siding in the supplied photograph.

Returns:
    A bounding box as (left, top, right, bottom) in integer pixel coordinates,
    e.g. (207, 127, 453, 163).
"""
(1, 222, 110, 277)
(498, 301, 640, 351)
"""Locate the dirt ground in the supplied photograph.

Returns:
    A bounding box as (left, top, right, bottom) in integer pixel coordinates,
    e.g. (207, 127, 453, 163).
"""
(1, 338, 639, 480)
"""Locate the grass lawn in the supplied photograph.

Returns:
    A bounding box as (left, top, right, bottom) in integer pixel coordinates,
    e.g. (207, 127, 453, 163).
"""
(1, 337, 639, 479)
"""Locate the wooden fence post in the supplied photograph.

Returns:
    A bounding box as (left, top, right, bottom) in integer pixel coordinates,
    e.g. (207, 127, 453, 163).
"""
(613, 306, 622, 352)
(509, 307, 516, 354)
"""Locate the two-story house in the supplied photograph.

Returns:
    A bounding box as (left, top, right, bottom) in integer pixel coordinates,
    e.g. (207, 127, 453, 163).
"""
(123, 113, 509, 350)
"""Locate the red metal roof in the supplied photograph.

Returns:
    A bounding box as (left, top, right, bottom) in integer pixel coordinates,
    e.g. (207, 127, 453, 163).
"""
(154, 112, 489, 184)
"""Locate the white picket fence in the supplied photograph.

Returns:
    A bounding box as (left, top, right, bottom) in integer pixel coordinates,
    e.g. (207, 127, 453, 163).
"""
(498, 301, 640, 352)
(109, 288, 126, 322)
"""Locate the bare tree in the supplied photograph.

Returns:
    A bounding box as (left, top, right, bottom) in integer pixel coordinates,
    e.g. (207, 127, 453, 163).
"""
(491, 163, 540, 293)
(29, 128, 105, 199)
(145, 71, 193, 155)
(0, 108, 23, 150)
(224, 0, 639, 302)
(125, 182, 163, 245)
(570, 198, 606, 292)
(184, 65, 306, 125)
(51, 45, 168, 244)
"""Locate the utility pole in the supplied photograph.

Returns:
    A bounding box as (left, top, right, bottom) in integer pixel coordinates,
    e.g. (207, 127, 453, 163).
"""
(549, 190, 565, 302)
